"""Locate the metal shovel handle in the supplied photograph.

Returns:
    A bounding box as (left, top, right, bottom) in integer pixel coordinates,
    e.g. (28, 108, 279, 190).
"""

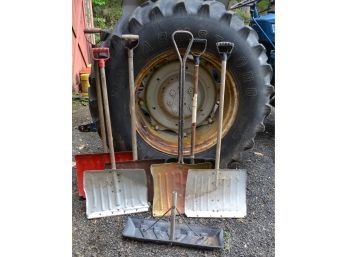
(215, 42, 234, 175)
(169, 191, 177, 241)
(191, 38, 207, 58)
(172, 30, 194, 66)
(172, 30, 194, 163)
(121, 34, 140, 50)
(122, 34, 140, 160)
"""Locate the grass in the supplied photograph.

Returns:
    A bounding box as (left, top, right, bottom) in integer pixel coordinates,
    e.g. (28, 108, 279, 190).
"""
(72, 95, 89, 106)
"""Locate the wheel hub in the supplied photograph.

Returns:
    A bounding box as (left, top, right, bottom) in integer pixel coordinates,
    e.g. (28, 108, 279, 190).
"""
(135, 50, 238, 156)
(145, 61, 216, 132)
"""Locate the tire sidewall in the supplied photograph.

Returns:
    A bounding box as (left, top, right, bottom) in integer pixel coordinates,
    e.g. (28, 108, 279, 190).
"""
(100, 9, 268, 166)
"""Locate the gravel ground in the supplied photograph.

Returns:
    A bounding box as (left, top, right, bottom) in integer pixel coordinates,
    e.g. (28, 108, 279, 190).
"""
(72, 101, 275, 257)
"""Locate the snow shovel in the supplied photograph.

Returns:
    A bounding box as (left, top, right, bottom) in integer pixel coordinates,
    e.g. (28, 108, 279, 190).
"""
(76, 30, 134, 199)
(84, 47, 151, 219)
(96, 34, 166, 202)
(151, 31, 212, 217)
(74, 63, 133, 198)
(185, 42, 247, 218)
(123, 191, 224, 249)
(75, 152, 133, 198)
(84, 38, 164, 211)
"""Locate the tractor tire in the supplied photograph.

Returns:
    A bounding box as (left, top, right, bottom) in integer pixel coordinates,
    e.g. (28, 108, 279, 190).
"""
(89, 0, 273, 168)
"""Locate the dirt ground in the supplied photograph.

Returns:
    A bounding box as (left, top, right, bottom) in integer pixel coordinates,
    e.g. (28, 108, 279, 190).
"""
(72, 101, 275, 257)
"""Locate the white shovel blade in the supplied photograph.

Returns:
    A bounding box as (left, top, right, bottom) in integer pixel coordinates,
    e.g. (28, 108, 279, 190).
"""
(84, 169, 149, 219)
(185, 169, 247, 218)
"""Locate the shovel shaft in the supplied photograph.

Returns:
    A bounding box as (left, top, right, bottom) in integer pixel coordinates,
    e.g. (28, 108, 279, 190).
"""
(178, 60, 185, 163)
(169, 191, 177, 241)
(190, 61, 200, 163)
(189, 39, 207, 164)
(100, 66, 116, 169)
(127, 48, 138, 160)
(215, 42, 234, 176)
(95, 62, 108, 153)
(121, 34, 140, 160)
(172, 30, 194, 163)
(215, 58, 227, 171)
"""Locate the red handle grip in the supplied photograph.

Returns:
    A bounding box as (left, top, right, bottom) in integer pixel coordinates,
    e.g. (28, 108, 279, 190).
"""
(92, 48, 110, 68)
(92, 48, 110, 60)
(92, 48, 109, 54)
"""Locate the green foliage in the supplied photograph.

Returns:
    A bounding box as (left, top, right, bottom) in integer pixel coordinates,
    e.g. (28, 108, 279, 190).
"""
(93, 0, 123, 29)
(257, 0, 271, 13)
(94, 17, 106, 28)
(235, 8, 251, 24)
(92, 0, 106, 6)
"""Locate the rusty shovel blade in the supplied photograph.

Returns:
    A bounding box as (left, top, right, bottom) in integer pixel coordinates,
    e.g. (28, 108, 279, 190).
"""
(151, 162, 212, 217)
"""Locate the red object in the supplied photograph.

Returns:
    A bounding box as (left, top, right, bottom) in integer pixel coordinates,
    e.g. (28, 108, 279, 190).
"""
(92, 48, 110, 68)
(92, 47, 110, 55)
(79, 67, 91, 75)
(75, 152, 133, 198)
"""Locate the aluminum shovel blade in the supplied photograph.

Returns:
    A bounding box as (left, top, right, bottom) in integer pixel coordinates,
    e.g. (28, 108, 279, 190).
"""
(151, 162, 212, 217)
(84, 169, 149, 219)
(185, 169, 247, 218)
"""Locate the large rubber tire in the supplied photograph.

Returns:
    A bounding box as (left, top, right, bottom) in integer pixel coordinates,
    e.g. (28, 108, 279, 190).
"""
(89, 0, 273, 168)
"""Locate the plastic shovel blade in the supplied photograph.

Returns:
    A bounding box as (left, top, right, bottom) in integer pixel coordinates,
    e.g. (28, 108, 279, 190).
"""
(151, 162, 212, 217)
(74, 152, 133, 198)
(84, 169, 149, 219)
(185, 169, 247, 218)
